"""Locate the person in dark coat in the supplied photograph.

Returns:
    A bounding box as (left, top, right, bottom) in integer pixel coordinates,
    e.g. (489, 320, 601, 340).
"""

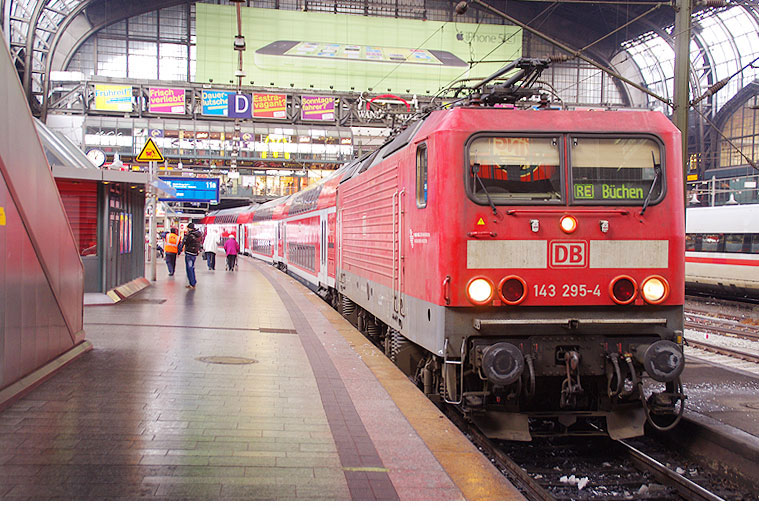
(178, 223, 203, 288)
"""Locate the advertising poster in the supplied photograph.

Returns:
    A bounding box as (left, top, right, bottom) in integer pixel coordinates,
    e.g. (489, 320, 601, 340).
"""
(227, 93, 287, 119)
(202, 90, 233, 116)
(93, 84, 133, 112)
(149, 87, 186, 114)
(196, 5, 522, 95)
(301, 96, 335, 121)
(253, 93, 287, 118)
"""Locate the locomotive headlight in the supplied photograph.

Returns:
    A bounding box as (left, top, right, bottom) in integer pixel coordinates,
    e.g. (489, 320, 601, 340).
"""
(467, 278, 495, 305)
(560, 215, 578, 234)
(641, 276, 669, 304)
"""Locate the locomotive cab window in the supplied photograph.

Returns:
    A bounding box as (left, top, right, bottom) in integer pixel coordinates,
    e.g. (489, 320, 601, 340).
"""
(467, 136, 562, 204)
(416, 143, 428, 208)
(570, 137, 664, 204)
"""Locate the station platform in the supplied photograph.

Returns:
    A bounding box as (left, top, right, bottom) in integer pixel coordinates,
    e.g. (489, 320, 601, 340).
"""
(0, 256, 523, 501)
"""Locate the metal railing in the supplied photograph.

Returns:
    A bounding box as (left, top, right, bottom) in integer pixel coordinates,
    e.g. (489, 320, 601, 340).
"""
(687, 173, 759, 207)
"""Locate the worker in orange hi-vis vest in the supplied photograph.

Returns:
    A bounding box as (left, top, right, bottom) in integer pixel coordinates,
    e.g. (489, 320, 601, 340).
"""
(164, 227, 180, 276)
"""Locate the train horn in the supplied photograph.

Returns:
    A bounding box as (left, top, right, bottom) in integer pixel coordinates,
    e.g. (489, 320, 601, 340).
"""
(481, 342, 525, 386)
(634, 340, 685, 383)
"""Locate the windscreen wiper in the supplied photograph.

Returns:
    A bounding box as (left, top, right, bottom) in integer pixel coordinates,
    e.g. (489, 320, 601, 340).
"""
(640, 152, 662, 216)
(471, 163, 498, 215)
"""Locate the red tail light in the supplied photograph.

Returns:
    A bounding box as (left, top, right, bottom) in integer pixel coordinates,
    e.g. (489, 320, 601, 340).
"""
(610, 275, 637, 305)
(499, 276, 527, 305)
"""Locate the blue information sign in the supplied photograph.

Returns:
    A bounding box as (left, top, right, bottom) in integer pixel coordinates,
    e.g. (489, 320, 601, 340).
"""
(158, 177, 220, 203)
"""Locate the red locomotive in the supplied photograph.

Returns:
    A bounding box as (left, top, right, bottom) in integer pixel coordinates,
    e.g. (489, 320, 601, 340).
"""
(203, 61, 686, 440)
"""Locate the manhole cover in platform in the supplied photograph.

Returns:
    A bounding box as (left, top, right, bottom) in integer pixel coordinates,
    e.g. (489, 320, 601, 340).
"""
(196, 356, 258, 365)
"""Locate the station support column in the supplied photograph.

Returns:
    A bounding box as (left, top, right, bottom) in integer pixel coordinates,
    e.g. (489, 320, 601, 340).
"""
(150, 161, 157, 282)
(673, 0, 692, 208)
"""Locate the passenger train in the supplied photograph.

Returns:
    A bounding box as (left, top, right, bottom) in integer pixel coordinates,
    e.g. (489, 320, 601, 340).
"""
(203, 63, 687, 440)
(685, 204, 759, 300)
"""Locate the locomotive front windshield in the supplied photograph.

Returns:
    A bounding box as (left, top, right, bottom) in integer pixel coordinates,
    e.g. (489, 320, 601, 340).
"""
(570, 137, 663, 204)
(467, 136, 562, 203)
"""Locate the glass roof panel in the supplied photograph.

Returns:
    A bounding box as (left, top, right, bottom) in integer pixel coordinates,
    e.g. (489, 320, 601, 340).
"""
(621, 6, 759, 114)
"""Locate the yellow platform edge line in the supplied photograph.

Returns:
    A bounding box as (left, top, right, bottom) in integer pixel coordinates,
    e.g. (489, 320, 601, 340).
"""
(287, 283, 524, 501)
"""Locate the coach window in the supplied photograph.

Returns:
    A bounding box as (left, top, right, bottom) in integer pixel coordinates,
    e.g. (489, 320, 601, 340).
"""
(416, 144, 428, 208)
(570, 137, 664, 205)
(467, 136, 562, 204)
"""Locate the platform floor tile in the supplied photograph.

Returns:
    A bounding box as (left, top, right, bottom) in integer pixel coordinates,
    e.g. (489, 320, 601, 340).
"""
(0, 256, 520, 500)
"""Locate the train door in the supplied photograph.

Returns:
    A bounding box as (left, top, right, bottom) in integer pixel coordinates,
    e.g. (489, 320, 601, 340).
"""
(319, 212, 328, 286)
(239, 224, 247, 254)
(277, 221, 286, 266)
(392, 187, 406, 316)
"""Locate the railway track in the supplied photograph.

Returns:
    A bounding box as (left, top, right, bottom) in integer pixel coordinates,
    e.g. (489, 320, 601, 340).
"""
(446, 406, 755, 500)
(684, 309, 759, 366)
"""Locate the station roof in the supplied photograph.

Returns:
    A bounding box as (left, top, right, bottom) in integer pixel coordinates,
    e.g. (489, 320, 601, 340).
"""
(2, 1, 758, 115)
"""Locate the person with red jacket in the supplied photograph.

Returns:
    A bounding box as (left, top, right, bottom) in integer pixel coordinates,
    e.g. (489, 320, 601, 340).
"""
(224, 234, 240, 271)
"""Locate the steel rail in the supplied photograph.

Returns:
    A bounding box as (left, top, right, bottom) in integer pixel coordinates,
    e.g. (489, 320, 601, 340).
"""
(617, 439, 724, 500)
(443, 406, 554, 501)
(686, 321, 759, 341)
(686, 339, 759, 364)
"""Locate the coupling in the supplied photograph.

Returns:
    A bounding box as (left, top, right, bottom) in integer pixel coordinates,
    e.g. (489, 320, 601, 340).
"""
(481, 342, 525, 386)
(634, 340, 685, 382)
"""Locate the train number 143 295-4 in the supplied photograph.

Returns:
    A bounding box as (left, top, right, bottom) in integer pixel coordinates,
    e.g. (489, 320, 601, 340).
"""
(534, 284, 601, 298)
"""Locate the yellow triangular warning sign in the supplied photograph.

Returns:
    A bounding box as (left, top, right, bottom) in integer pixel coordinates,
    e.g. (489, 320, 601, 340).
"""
(476, 217, 485, 226)
(136, 138, 164, 163)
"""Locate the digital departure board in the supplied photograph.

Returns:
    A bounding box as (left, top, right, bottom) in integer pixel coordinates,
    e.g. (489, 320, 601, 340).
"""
(159, 177, 220, 203)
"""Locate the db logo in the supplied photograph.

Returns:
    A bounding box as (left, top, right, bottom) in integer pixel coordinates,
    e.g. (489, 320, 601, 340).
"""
(550, 241, 587, 268)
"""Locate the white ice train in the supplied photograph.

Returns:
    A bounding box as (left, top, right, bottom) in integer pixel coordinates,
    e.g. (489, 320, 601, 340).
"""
(685, 204, 759, 298)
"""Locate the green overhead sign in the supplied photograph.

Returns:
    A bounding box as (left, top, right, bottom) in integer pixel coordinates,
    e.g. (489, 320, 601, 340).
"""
(196, 5, 522, 95)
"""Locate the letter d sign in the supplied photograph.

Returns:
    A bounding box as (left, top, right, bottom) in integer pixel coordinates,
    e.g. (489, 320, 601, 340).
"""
(228, 94, 251, 118)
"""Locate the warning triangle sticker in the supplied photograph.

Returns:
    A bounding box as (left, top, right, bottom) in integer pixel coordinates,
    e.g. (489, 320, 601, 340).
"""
(136, 138, 164, 163)
(476, 217, 485, 226)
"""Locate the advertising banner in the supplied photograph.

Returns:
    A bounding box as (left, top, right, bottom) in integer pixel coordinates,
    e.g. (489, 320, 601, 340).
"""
(93, 84, 133, 112)
(253, 93, 287, 119)
(149, 87, 186, 114)
(301, 96, 335, 121)
(202, 90, 233, 116)
(227, 93, 287, 119)
(196, 5, 522, 95)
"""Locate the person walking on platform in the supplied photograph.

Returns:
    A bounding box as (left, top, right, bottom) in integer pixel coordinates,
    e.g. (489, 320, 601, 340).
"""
(203, 230, 217, 271)
(178, 223, 203, 289)
(224, 234, 240, 271)
(164, 228, 179, 276)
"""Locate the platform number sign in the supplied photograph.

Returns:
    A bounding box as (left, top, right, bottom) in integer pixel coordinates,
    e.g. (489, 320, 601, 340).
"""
(550, 241, 587, 268)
